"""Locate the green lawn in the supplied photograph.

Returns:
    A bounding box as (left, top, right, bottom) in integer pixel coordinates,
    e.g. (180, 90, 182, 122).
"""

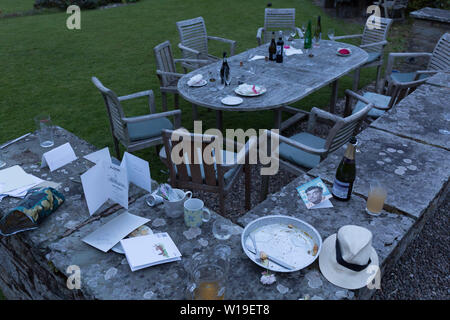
(0, 0, 35, 14)
(1, 0, 381, 182)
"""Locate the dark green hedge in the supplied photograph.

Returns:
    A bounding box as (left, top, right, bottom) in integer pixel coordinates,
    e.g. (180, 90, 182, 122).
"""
(408, 0, 450, 10)
(34, 0, 139, 10)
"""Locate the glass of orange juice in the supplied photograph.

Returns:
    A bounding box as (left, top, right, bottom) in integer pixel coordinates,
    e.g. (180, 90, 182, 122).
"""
(366, 180, 387, 216)
(186, 245, 230, 300)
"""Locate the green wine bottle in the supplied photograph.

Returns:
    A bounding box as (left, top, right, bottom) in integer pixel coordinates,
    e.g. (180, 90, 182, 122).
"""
(304, 20, 312, 49)
(331, 137, 357, 201)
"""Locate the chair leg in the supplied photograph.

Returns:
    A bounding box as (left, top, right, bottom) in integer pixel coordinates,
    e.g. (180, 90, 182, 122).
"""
(375, 65, 382, 93)
(113, 137, 121, 160)
(219, 192, 225, 216)
(352, 68, 361, 92)
(192, 104, 198, 121)
(174, 93, 180, 110)
(244, 164, 251, 210)
(161, 93, 168, 112)
(260, 174, 270, 202)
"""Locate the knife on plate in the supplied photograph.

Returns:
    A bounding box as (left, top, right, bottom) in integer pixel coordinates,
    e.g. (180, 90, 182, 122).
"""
(247, 235, 295, 270)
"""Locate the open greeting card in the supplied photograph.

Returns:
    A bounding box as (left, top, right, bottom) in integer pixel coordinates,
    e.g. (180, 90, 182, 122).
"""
(120, 232, 182, 272)
(81, 150, 151, 215)
(296, 177, 333, 209)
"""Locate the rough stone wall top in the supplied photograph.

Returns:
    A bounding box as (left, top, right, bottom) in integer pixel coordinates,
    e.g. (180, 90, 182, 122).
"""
(410, 7, 450, 23)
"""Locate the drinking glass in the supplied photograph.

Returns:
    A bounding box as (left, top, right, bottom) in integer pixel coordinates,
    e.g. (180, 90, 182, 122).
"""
(301, 23, 306, 39)
(328, 28, 335, 41)
(212, 219, 234, 240)
(290, 30, 297, 42)
(34, 114, 54, 148)
(0, 152, 6, 168)
(185, 245, 231, 300)
(208, 71, 218, 91)
(366, 180, 387, 216)
(224, 71, 232, 86)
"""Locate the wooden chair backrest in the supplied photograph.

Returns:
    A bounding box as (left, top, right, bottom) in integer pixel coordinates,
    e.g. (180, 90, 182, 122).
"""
(154, 40, 178, 87)
(362, 16, 393, 53)
(176, 16, 209, 60)
(428, 32, 450, 71)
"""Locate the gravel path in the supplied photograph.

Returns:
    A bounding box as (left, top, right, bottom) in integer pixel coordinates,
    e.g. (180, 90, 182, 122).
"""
(190, 82, 449, 300)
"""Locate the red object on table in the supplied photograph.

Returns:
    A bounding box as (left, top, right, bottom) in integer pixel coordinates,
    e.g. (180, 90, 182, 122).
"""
(338, 48, 350, 55)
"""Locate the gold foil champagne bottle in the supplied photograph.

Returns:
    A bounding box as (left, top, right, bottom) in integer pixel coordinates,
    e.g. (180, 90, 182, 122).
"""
(331, 137, 357, 201)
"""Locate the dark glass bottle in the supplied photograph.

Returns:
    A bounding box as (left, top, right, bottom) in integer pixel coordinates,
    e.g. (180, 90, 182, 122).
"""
(331, 137, 357, 201)
(315, 16, 322, 42)
(220, 52, 230, 86)
(304, 20, 312, 49)
(276, 31, 284, 63)
(269, 32, 276, 61)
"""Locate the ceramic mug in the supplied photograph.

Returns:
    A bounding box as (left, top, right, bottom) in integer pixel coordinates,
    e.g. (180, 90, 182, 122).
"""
(163, 189, 192, 218)
(184, 198, 211, 228)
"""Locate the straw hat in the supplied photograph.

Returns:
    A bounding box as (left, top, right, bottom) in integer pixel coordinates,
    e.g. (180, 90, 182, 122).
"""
(319, 225, 379, 290)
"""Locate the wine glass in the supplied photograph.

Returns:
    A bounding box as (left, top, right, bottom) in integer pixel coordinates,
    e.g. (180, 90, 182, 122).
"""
(328, 28, 335, 41)
(0, 152, 6, 168)
(290, 30, 296, 42)
(301, 23, 306, 39)
(224, 71, 232, 86)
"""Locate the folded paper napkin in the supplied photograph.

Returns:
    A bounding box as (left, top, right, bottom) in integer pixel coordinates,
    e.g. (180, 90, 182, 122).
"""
(285, 46, 303, 56)
(187, 74, 203, 86)
(249, 55, 265, 61)
(237, 83, 260, 95)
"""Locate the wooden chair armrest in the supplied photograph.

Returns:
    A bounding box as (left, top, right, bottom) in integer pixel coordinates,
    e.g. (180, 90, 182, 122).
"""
(333, 34, 363, 41)
(385, 52, 433, 77)
(122, 110, 182, 127)
(208, 36, 236, 56)
(264, 129, 326, 156)
(178, 43, 202, 59)
(360, 40, 388, 49)
(118, 90, 153, 101)
(156, 70, 185, 78)
(174, 58, 210, 66)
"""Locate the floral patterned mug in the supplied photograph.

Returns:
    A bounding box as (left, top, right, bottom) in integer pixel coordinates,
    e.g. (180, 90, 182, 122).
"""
(184, 198, 211, 228)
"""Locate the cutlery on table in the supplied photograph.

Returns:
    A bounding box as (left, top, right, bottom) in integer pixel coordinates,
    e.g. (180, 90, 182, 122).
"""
(248, 233, 295, 270)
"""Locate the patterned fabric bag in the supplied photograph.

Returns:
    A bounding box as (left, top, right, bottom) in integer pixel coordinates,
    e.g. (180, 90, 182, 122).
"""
(0, 187, 65, 236)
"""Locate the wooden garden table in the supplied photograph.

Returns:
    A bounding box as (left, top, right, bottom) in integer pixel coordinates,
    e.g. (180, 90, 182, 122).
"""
(177, 39, 368, 131)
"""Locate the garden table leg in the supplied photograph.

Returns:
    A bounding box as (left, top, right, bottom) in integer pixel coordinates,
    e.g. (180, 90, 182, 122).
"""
(273, 108, 282, 130)
(329, 80, 339, 114)
(216, 110, 223, 132)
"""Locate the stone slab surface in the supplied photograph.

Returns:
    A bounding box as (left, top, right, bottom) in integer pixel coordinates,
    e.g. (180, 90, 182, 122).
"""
(309, 127, 450, 220)
(0, 128, 154, 299)
(370, 84, 450, 150)
(410, 7, 450, 23)
(425, 72, 450, 88)
(237, 173, 415, 299)
(177, 40, 368, 111)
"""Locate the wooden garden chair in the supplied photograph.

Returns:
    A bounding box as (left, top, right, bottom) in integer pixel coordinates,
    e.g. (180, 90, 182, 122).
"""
(334, 16, 393, 93)
(256, 8, 303, 46)
(176, 17, 236, 72)
(154, 40, 209, 120)
(374, 0, 409, 20)
(92, 77, 182, 159)
(159, 129, 256, 215)
(383, 32, 450, 95)
(260, 90, 373, 200)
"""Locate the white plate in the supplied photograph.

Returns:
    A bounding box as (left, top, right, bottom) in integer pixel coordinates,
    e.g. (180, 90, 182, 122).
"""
(221, 96, 243, 106)
(337, 47, 352, 57)
(241, 215, 322, 273)
(189, 79, 208, 87)
(234, 85, 267, 97)
(111, 225, 153, 254)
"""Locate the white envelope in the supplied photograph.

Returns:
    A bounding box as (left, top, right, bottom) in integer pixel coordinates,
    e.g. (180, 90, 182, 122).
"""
(41, 142, 78, 172)
(82, 211, 150, 252)
(84, 147, 111, 165)
(0, 165, 43, 194)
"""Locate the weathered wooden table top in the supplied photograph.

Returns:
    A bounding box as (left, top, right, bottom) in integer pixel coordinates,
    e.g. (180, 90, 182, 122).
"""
(177, 40, 368, 112)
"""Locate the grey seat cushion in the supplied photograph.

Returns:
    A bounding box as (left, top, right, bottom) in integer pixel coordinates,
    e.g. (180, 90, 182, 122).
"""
(390, 72, 429, 84)
(279, 132, 325, 169)
(128, 117, 173, 142)
(352, 92, 391, 118)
